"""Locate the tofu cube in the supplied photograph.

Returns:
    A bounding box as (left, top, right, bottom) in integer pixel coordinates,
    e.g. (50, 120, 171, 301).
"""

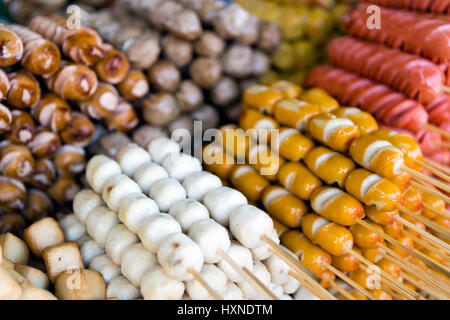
(55, 269, 106, 300)
(0, 232, 30, 265)
(43, 242, 83, 282)
(24, 218, 65, 258)
(20, 283, 57, 300)
(0, 265, 22, 300)
(14, 264, 50, 290)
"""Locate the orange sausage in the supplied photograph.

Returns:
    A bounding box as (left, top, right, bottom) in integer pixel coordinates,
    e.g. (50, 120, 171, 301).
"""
(281, 230, 335, 288)
(301, 213, 354, 256)
(268, 80, 302, 99)
(332, 248, 362, 272)
(202, 144, 235, 180)
(365, 206, 399, 225)
(307, 113, 360, 153)
(310, 186, 365, 226)
(243, 84, 283, 114)
(230, 165, 270, 202)
(278, 162, 322, 200)
(350, 221, 385, 249)
(333, 107, 378, 135)
(275, 127, 314, 161)
(345, 169, 403, 211)
(273, 98, 321, 131)
(262, 185, 307, 228)
(305, 146, 355, 188)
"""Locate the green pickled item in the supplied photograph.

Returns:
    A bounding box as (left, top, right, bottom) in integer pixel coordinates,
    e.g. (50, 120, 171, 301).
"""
(293, 41, 317, 69)
(271, 43, 296, 72)
(307, 8, 335, 44)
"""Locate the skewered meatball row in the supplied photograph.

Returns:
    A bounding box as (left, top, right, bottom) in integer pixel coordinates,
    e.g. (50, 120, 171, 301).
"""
(86, 137, 312, 299)
(2, 23, 61, 77)
(28, 14, 105, 66)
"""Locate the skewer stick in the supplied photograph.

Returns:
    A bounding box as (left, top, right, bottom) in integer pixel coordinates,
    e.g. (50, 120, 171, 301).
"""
(397, 208, 450, 240)
(395, 215, 450, 252)
(189, 268, 224, 300)
(261, 235, 337, 300)
(408, 256, 450, 288)
(400, 272, 445, 300)
(377, 245, 449, 298)
(404, 231, 449, 262)
(217, 249, 276, 300)
(401, 207, 450, 240)
(349, 248, 421, 300)
(424, 123, 450, 139)
(287, 270, 333, 301)
(442, 141, 450, 149)
(329, 280, 356, 300)
(403, 166, 450, 193)
(423, 203, 450, 221)
(323, 262, 375, 300)
(357, 220, 450, 277)
(416, 160, 450, 182)
(423, 158, 450, 176)
(242, 267, 279, 300)
(411, 181, 450, 203)
(380, 285, 407, 300)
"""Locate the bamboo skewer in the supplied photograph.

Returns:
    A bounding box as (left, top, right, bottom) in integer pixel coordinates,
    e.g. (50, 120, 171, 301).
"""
(422, 203, 450, 222)
(423, 158, 450, 176)
(398, 207, 450, 239)
(189, 268, 224, 300)
(411, 181, 450, 203)
(417, 160, 450, 182)
(357, 220, 450, 276)
(443, 86, 450, 94)
(242, 267, 279, 300)
(397, 206, 450, 240)
(261, 235, 337, 300)
(218, 249, 276, 300)
(348, 248, 421, 300)
(381, 285, 407, 300)
(329, 280, 355, 300)
(395, 214, 450, 252)
(404, 231, 449, 262)
(377, 245, 449, 299)
(287, 270, 334, 300)
(403, 166, 450, 193)
(443, 141, 450, 149)
(400, 272, 447, 300)
(424, 123, 450, 139)
(323, 262, 375, 300)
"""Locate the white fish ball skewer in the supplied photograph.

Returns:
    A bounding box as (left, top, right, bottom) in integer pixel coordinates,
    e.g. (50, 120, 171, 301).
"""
(169, 199, 209, 233)
(147, 137, 181, 164)
(118, 193, 159, 233)
(157, 233, 204, 281)
(182, 171, 222, 201)
(116, 143, 152, 176)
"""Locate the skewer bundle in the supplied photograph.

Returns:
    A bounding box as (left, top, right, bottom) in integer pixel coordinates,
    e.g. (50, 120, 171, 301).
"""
(202, 79, 450, 300)
(306, 2, 450, 165)
(67, 137, 328, 300)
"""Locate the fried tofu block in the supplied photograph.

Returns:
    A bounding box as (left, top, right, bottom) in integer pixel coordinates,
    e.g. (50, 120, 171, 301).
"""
(42, 242, 83, 282)
(55, 269, 106, 300)
(24, 218, 65, 258)
(0, 233, 29, 265)
(14, 264, 50, 289)
(0, 265, 22, 300)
